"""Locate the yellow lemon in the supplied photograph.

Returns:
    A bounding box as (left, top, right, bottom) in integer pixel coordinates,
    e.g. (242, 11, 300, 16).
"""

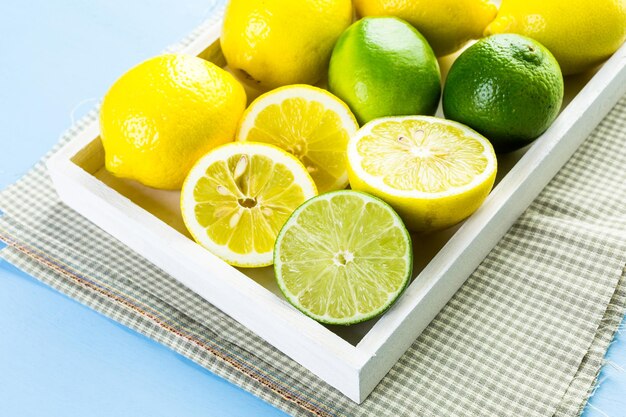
(236, 85, 358, 193)
(353, 0, 498, 56)
(221, 0, 353, 90)
(485, 0, 626, 75)
(347, 116, 497, 232)
(181, 142, 317, 267)
(100, 54, 246, 190)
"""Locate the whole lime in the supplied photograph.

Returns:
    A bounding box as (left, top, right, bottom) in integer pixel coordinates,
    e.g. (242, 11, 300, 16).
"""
(328, 17, 441, 125)
(442, 34, 564, 152)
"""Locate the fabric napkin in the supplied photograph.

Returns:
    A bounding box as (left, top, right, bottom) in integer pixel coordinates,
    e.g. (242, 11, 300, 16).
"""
(2, 16, 626, 417)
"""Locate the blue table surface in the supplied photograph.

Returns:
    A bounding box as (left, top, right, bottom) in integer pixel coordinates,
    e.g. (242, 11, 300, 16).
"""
(0, 1, 624, 416)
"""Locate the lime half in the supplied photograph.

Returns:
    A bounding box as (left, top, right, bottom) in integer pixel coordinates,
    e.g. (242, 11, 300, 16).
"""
(274, 190, 413, 325)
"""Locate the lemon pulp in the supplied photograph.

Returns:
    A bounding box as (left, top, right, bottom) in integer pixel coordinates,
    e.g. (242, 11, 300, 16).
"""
(181, 142, 317, 267)
(237, 85, 358, 192)
(348, 116, 497, 232)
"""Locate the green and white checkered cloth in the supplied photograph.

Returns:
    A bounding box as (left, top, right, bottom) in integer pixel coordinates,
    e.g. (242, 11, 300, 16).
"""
(2, 17, 626, 417)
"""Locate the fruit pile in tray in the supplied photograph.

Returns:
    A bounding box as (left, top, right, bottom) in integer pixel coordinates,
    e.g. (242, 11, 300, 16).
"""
(97, 0, 626, 325)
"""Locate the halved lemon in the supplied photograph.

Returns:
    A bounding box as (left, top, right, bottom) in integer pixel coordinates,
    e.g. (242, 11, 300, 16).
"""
(181, 142, 317, 267)
(236, 85, 359, 193)
(274, 190, 413, 325)
(347, 116, 497, 232)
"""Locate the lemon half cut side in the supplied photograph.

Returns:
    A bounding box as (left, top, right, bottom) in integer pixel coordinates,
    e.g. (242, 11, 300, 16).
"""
(347, 116, 497, 232)
(181, 142, 317, 267)
(237, 85, 359, 193)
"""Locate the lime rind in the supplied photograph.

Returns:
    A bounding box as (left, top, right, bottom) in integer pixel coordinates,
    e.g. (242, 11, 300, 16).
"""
(274, 190, 413, 325)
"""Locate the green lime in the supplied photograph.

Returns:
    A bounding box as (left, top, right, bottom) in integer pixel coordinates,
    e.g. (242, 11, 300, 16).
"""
(328, 17, 442, 125)
(274, 190, 413, 325)
(442, 34, 564, 152)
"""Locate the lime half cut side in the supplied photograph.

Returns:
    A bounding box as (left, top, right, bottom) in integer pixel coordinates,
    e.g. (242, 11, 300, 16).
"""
(274, 190, 413, 325)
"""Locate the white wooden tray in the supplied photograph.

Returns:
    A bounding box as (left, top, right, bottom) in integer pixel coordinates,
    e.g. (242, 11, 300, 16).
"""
(46, 22, 626, 403)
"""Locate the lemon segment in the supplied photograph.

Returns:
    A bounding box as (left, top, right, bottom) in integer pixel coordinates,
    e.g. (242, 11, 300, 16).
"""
(274, 190, 412, 325)
(237, 85, 359, 193)
(181, 142, 317, 267)
(347, 116, 497, 232)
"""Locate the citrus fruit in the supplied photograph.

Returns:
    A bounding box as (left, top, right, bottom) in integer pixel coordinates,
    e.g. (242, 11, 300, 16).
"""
(100, 54, 246, 190)
(236, 85, 358, 193)
(181, 142, 317, 267)
(353, 0, 498, 56)
(442, 34, 564, 152)
(485, 0, 626, 75)
(328, 17, 441, 125)
(221, 0, 353, 90)
(274, 190, 412, 325)
(347, 116, 497, 232)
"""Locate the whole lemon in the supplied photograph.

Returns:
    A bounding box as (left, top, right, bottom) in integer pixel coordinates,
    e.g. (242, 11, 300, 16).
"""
(443, 34, 564, 152)
(221, 0, 353, 91)
(485, 0, 626, 75)
(100, 54, 246, 190)
(328, 17, 441, 125)
(353, 0, 497, 56)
